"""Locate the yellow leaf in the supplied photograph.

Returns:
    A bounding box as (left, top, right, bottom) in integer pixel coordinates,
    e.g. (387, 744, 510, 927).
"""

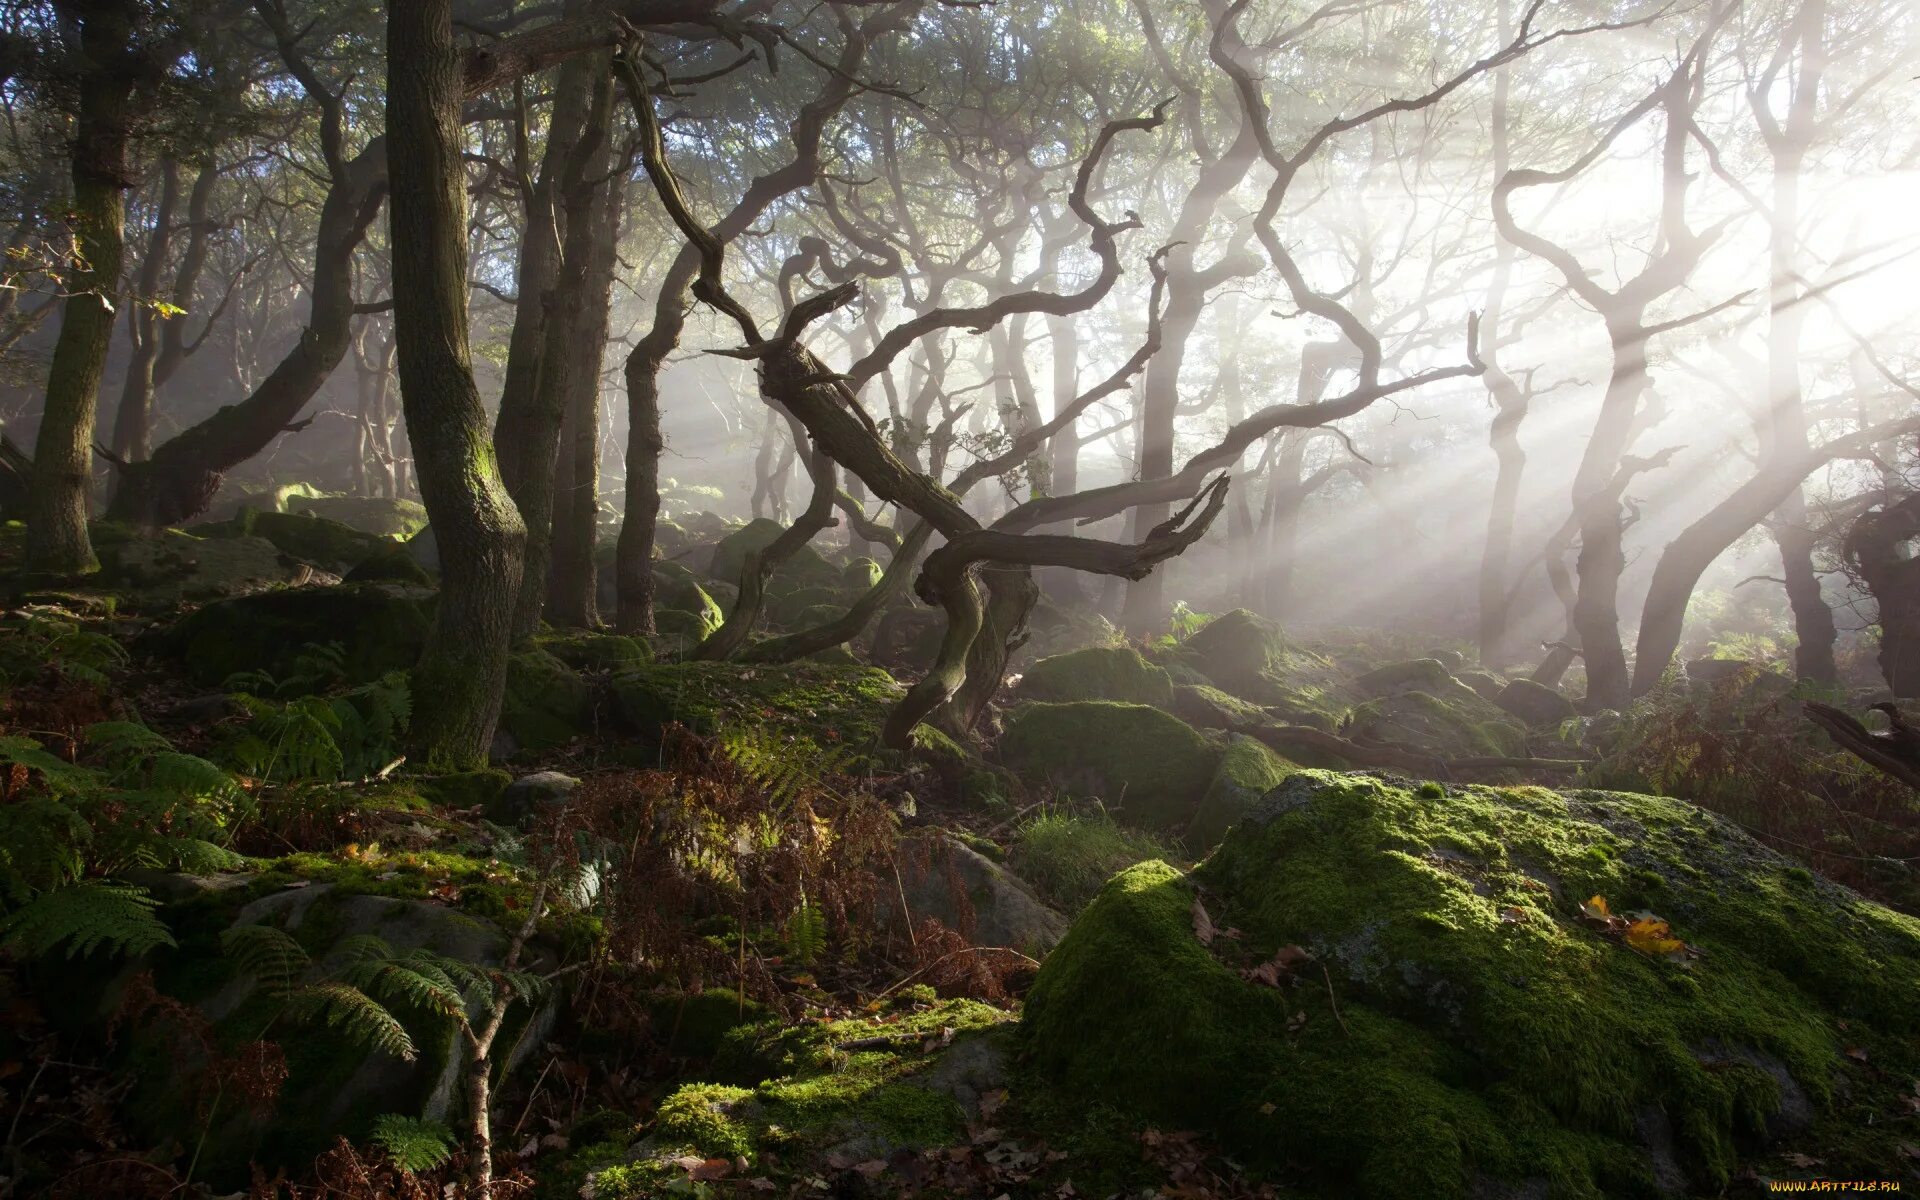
(1626, 917, 1687, 958)
(1580, 894, 1611, 920)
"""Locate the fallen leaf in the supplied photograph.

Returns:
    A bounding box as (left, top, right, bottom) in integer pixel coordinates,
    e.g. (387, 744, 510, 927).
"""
(1580, 894, 1610, 921)
(1899, 1142, 1920, 1161)
(748, 1179, 776, 1192)
(688, 1157, 732, 1181)
(1499, 906, 1528, 924)
(852, 1159, 887, 1178)
(1191, 897, 1216, 946)
(1258, 1101, 1276, 1115)
(1781, 1152, 1824, 1169)
(1625, 917, 1687, 958)
(979, 1088, 1007, 1119)
(1845, 1046, 1870, 1063)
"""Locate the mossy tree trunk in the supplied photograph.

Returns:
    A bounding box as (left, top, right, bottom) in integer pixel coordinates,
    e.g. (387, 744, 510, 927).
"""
(27, 0, 153, 574)
(108, 158, 178, 464)
(387, 0, 526, 767)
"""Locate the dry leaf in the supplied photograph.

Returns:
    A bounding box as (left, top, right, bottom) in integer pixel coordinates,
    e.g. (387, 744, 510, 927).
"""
(689, 1157, 733, 1181)
(1258, 1101, 1276, 1115)
(1580, 894, 1611, 921)
(1781, 1152, 1824, 1169)
(1191, 897, 1216, 946)
(1625, 917, 1687, 958)
(1499, 906, 1529, 924)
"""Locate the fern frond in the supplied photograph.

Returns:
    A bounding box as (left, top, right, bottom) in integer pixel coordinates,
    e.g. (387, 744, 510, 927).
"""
(352, 957, 466, 1020)
(0, 735, 97, 796)
(84, 721, 173, 772)
(221, 924, 311, 996)
(784, 897, 827, 965)
(0, 881, 173, 958)
(288, 982, 417, 1061)
(369, 1113, 455, 1172)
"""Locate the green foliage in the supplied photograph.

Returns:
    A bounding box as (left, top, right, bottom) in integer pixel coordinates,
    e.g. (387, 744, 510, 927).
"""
(0, 722, 251, 958)
(718, 723, 860, 804)
(219, 926, 422, 1062)
(369, 1114, 456, 1172)
(221, 654, 410, 783)
(782, 895, 827, 964)
(0, 610, 127, 688)
(1010, 808, 1174, 911)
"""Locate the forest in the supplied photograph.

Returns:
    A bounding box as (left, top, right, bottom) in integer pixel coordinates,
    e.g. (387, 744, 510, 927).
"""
(0, 0, 1918, 1196)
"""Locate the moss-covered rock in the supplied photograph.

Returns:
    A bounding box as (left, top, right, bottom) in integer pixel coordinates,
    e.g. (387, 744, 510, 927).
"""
(1023, 772, 1920, 1197)
(707, 518, 837, 589)
(1496, 678, 1580, 728)
(1019, 646, 1176, 708)
(843, 556, 884, 589)
(343, 540, 433, 585)
(287, 495, 430, 538)
(1170, 681, 1270, 729)
(164, 582, 433, 687)
(610, 660, 904, 756)
(1170, 609, 1342, 727)
(500, 645, 591, 751)
(96, 528, 299, 609)
(1347, 689, 1529, 759)
(201, 508, 390, 573)
(1351, 657, 1469, 700)
(533, 629, 652, 672)
(1185, 734, 1292, 848)
(652, 561, 723, 625)
(998, 701, 1219, 831)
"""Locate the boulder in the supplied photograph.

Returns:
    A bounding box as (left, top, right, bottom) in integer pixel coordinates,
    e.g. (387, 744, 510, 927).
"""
(1457, 668, 1507, 701)
(894, 833, 1069, 954)
(1023, 771, 1920, 1197)
(843, 556, 884, 589)
(287, 495, 429, 538)
(1351, 657, 1481, 705)
(500, 645, 591, 751)
(1494, 677, 1578, 727)
(163, 582, 433, 687)
(1170, 682, 1269, 730)
(611, 661, 905, 757)
(1185, 734, 1292, 848)
(202, 508, 388, 573)
(1018, 645, 1175, 708)
(1345, 689, 1528, 760)
(1172, 609, 1289, 698)
(343, 540, 433, 585)
(707, 518, 836, 588)
(534, 629, 652, 672)
(653, 560, 724, 624)
(96, 529, 299, 609)
(998, 701, 1219, 831)
(486, 770, 581, 826)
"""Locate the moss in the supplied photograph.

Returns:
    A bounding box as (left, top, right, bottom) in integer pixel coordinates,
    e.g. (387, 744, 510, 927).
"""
(651, 606, 717, 648)
(500, 645, 591, 751)
(534, 629, 653, 672)
(998, 701, 1220, 831)
(1022, 772, 1920, 1197)
(1346, 689, 1529, 759)
(1010, 809, 1176, 911)
(1170, 682, 1269, 729)
(342, 540, 433, 585)
(843, 556, 884, 589)
(654, 987, 772, 1058)
(164, 582, 434, 687)
(1019, 645, 1176, 707)
(610, 660, 903, 760)
(707, 518, 836, 588)
(1185, 734, 1292, 849)
(652, 561, 724, 627)
(287, 495, 429, 538)
(655, 1083, 758, 1157)
(211, 508, 388, 572)
(414, 767, 510, 810)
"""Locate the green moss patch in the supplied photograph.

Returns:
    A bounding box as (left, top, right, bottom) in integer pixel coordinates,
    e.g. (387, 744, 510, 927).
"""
(501, 645, 592, 751)
(1022, 771, 1920, 1198)
(1019, 646, 1176, 708)
(610, 660, 904, 758)
(998, 701, 1220, 831)
(1185, 734, 1293, 848)
(163, 582, 434, 687)
(1346, 689, 1528, 759)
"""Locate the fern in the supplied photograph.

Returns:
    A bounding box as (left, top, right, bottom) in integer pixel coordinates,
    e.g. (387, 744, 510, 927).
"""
(719, 725, 855, 804)
(369, 1114, 455, 1172)
(222, 671, 410, 783)
(0, 881, 174, 958)
(288, 981, 418, 1061)
(784, 895, 827, 965)
(220, 924, 312, 996)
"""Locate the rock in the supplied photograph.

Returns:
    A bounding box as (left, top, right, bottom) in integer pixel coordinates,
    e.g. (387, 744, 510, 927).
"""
(1185, 734, 1292, 848)
(998, 701, 1220, 831)
(1172, 609, 1290, 698)
(403, 524, 438, 574)
(486, 770, 581, 825)
(344, 540, 433, 585)
(1347, 689, 1528, 760)
(200, 508, 388, 573)
(894, 833, 1069, 954)
(611, 661, 905, 758)
(1018, 645, 1175, 708)
(843, 556, 884, 589)
(1023, 771, 1920, 1197)
(1170, 682, 1270, 730)
(163, 582, 433, 687)
(1351, 657, 1478, 704)
(287, 495, 429, 537)
(707, 518, 836, 588)
(534, 629, 652, 672)
(96, 529, 299, 610)
(1458, 669, 1506, 700)
(653, 560, 723, 622)
(1427, 648, 1466, 672)
(1494, 678, 1578, 727)
(500, 645, 591, 751)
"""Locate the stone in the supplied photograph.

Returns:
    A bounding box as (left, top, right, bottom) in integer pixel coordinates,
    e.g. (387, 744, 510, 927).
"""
(1494, 678, 1578, 727)
(998, 701, 1220, 831)
(893, 833, 1070, 955)
(485, 770, 581, 826)
(162, 582, 433, 687)
(1017, 645, 1176, 708)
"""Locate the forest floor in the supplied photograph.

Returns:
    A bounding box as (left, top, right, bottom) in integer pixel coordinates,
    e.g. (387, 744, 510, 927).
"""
(1, 507, 1917, 1200)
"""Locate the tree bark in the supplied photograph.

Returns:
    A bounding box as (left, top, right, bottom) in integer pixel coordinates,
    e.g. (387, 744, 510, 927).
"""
(387, 0, 527, 767)
(109, 158, 179, 463)
(1845, 492, 1920, 697)
(28, 0, 150, 574)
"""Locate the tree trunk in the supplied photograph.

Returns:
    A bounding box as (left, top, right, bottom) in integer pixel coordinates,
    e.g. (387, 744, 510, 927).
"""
(27, 0, 147, 574)
(387, 0, 526, 767)
(547, 165, 619, 628)
(1476, 16, 1524, 669)
(109, 158, 179, 463)
(494, 54, 610, 639)
(1845, 493, 1920, 697)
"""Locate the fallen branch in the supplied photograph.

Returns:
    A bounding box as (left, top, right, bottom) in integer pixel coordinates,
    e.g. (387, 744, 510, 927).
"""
(1806, 701, 1920, 792)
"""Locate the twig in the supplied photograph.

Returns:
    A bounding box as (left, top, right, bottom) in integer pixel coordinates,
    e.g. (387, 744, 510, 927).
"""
(1321, 964, 1349, 1037)
(873, 946, 1043, 1002)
